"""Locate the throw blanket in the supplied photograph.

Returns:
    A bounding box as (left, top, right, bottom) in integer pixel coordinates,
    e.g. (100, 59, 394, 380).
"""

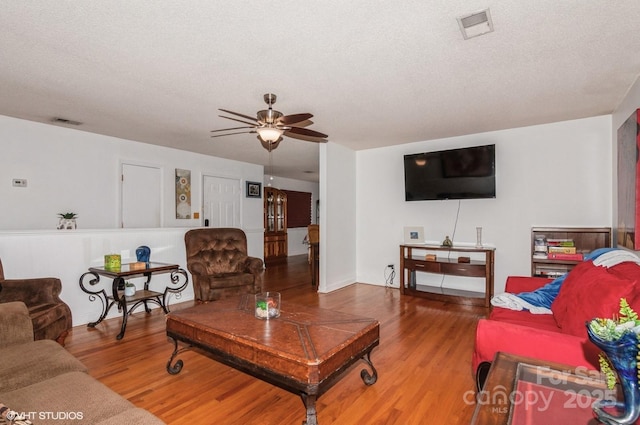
(490, 292, 554, 314)
(491, 248, 640, 314)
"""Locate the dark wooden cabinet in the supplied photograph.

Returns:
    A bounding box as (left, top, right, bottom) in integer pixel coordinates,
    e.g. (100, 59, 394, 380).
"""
(264, 188, 287, 264)
(530, 227, 611, 277)
(400, 244, 495, 307)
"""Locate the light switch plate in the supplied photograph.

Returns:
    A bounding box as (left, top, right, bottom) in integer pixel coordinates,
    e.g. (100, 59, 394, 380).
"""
(12, 178, 27, 187)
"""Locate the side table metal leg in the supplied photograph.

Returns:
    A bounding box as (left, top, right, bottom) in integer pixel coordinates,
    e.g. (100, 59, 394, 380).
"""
(301, 394, 318, 425)
(116, 298, 129, 340)
(87, 299, 113, 328)
(116, 312, 127, 340)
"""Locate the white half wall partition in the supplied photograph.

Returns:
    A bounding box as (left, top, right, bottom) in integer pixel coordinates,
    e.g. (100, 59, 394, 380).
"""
(0, 227, 266, 327)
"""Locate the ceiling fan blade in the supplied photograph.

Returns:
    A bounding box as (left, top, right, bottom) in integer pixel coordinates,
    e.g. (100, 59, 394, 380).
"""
(219, 115, 259, 127)
(219, 109, 258, 123)
(284, 130, 328, 143)
(285, 126, 328, 139)
(278, 113, 313, 126)
(291, 119, 314, 128)
(210, 126, 254, 133)
(210, 130, 257, 138)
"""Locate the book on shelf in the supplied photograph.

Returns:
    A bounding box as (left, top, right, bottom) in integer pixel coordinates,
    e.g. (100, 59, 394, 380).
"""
(548, 246, 577, 254)
(536, 270, 567, 278)
(548, 252, 583, 261)
(547, 239, 575, 247)
(532, 253, 548, 259)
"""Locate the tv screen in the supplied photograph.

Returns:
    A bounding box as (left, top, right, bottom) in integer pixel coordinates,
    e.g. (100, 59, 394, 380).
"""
(404, 144, 496, 201)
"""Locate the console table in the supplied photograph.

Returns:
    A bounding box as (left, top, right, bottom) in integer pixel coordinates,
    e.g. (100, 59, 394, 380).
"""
(79, 262, 188, 339)
(400, 244, 494, 307)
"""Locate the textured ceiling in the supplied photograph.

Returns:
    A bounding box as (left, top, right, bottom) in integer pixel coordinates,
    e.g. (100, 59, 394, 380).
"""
(1, 1, 639, 182)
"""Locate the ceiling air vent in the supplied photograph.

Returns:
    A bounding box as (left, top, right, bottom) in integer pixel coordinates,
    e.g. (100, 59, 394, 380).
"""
(51, 117, 83, 126)
(457, 8, 494, 40)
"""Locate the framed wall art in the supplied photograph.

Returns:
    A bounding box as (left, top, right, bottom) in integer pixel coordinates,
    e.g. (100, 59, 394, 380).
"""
(246, 181, 262, 198)
(617, 108, 640, 250)
(403, 226, 425, 244)
(175, 169, 191, 219)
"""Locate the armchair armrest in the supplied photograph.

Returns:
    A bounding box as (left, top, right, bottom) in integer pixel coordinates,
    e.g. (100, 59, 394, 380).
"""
(472, 318, 601, 375)
(243, 256, 264, 275)
(187, 261, 208, 278)
(243, 256, 264, 293)
(0, 277, 64, 306)
(0, 302, 34, 346)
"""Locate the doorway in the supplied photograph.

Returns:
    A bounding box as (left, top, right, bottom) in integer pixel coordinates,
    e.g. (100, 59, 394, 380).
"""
(202, 175, 241, 227)
(121, 162, 162, 228)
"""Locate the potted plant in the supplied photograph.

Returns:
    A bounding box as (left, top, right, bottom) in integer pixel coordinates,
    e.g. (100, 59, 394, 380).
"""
(124, 281, 136, 297)
(57, 212, 78, 230)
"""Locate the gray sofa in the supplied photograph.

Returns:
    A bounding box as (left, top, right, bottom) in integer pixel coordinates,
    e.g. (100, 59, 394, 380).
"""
(0, 302, 164, 425)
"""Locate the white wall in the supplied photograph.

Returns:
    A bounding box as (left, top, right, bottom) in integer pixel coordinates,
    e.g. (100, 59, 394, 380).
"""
(319, 142, 357, 292)
(355, 116, 612, 293)
(0, 115, 264, 232)
(264, 176, 319, 256)
(0, 115, 266, 326)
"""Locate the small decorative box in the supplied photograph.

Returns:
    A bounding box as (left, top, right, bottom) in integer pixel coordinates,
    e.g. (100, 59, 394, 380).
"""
(129, 261, 147, 271)
(104, 254, 121, 270)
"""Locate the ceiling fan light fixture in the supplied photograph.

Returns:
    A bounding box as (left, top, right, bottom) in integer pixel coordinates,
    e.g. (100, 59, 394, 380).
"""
(257, 126, 284, 143)
(260, 137, 282, 152)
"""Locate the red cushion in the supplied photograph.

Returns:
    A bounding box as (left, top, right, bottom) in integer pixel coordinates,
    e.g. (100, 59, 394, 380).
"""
(551, 261, 637, 337)
(472, 318, 601, 373)
(489, 307, 561, 333)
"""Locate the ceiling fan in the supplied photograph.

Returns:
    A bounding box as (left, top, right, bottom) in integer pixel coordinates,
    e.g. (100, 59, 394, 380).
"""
(211, 93, 328, 152)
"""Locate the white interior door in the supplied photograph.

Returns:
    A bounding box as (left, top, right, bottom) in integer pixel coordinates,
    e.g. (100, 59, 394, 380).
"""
(121, 163, 162, 228)
(202, 175, 241, 227)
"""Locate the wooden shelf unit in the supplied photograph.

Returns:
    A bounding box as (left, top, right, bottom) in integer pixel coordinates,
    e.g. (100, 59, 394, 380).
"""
(530, 226, 611, 277)
(400, 244, 495, 308)
(264, 187, 288, 265)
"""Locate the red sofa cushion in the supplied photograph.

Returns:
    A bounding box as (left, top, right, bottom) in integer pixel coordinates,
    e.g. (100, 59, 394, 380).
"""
(551, 261, 637, 337)
(472, 318, 601, 373)
(489, 307, 560, 332)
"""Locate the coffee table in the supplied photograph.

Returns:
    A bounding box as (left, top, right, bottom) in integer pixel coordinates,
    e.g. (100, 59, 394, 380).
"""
(165, 296, 380, 425)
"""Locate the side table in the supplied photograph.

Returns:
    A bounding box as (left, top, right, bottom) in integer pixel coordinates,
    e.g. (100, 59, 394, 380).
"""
(79, 262, 188, 340)
(471, 352, 616, 424)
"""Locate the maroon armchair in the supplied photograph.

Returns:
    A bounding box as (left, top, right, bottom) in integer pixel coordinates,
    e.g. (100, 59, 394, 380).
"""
(0, 258, 72, 345)
(185, 228, 264, 302)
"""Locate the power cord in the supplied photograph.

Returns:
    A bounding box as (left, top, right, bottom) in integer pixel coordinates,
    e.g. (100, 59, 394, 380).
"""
(384, 265, 396, 287)
(440, 200, 462, 291)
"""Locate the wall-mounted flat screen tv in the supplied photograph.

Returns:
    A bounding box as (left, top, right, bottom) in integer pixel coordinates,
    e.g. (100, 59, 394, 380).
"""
(404, 144, 496, 201)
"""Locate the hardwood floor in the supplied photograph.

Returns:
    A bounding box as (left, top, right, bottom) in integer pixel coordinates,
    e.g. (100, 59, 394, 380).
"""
(65, 255, 487, 424)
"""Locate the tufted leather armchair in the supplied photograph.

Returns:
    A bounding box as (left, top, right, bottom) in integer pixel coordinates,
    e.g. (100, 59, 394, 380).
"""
(185, 228, 264, 302)
(0, 258, 72, 345)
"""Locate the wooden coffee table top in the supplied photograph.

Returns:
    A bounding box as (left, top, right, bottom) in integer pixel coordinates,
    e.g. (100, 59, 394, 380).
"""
(166, 296, 379, 387)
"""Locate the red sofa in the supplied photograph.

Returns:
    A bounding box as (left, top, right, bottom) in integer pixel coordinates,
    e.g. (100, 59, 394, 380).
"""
(472, 260, 640, 387)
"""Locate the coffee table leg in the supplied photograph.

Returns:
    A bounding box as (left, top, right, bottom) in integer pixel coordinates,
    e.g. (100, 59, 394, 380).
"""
(300, 394, 318, 425)
(166, 337, 185, 375)
(360, 351, 378, 385)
